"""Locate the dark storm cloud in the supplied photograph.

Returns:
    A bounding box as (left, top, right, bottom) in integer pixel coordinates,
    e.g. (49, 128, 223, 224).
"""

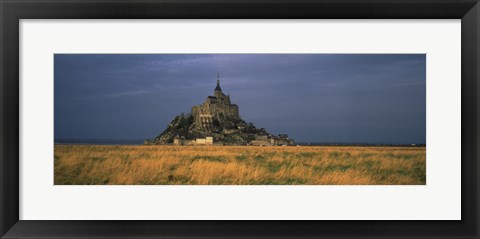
(54, 54, 426, 144)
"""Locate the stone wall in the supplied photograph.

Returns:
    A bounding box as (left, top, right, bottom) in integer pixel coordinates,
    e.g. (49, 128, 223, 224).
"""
(195, 136, 213, 145)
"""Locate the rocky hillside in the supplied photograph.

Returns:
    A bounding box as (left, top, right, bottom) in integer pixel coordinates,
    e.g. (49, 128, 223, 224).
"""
(145, 113, 269, 145)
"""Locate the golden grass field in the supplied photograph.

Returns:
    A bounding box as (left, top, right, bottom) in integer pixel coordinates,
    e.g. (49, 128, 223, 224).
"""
(54, 145, 425, 185)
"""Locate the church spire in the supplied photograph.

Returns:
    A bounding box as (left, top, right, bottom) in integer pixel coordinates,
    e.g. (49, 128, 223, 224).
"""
(214, 72, 222, 92)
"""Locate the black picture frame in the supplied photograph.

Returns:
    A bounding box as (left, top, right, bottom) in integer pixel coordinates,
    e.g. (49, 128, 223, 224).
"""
(1, 0, 479, 238)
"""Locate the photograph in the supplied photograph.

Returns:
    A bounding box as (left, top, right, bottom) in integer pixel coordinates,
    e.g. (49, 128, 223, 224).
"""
(54, 54, 426, 185)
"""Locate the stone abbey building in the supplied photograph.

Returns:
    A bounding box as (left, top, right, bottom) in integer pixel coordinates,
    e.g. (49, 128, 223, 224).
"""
(191, 74, 240, 132)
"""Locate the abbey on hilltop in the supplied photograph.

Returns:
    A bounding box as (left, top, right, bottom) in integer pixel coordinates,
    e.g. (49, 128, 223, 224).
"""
(145, 73, 295, 146)
(191, 73, 240, 132)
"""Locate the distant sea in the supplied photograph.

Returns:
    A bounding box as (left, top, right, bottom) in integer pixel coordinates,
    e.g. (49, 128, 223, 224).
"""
(55, 139, 425, 147)
(54, 139, 145, 145)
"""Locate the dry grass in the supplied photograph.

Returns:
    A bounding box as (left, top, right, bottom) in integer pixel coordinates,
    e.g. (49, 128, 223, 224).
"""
(54, 145, 426, 185)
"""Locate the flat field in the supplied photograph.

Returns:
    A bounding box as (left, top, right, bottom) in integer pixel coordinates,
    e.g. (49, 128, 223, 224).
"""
(54, 145, 426, 185)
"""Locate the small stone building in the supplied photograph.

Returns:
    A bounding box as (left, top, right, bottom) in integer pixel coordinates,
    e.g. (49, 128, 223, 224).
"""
(195, 136, 213, 145)
(250, 134, 296, 146)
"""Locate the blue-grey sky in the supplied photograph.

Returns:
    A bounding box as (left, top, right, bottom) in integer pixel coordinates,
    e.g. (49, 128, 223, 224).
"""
(54, 54, 426, 144)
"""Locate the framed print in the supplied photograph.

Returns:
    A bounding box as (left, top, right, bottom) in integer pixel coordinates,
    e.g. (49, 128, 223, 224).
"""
(1, 0, 479, 238)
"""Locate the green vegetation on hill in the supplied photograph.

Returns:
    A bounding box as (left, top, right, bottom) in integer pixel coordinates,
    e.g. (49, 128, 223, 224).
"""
(148, 112, 268, 145)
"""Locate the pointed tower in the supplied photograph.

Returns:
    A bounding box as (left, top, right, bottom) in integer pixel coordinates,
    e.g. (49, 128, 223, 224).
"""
(214, 72, 223, 98)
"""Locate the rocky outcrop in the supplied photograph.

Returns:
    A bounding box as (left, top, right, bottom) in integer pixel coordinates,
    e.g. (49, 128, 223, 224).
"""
(145, 113, 269, 145)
